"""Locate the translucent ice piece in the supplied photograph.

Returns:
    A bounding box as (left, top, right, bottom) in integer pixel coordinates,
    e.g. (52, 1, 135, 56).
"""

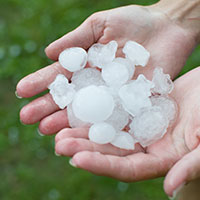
(59, 47, 87, 72)
(122, 41, 150, 67)
(151, 95, 177, 123)
(89, 122, 116, 144)
(102, 61, 130, 87)
(72, 85, 115, 123)
(71, 68, 105, 90)
(118, 75, 154, 116)
(48, 74, 76, 109)
(88, 40, 118, 68)
(106, 101, 129, 131)
(111, 131, 135, 150)
(152, 67, 174, 95)
(129, 106, 168, 147)
(67, 104, 91, 128)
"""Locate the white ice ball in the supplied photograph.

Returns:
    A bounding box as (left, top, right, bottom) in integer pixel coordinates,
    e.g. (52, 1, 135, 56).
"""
(72, 85, 115, 123)
(89, 122, 116, 144)
(59, 47, 87, 72)
(129, 106, 168, 147)
(102, 61, 130, 87)
(122, 41, 150, 67)
(111, 131, 135, 150)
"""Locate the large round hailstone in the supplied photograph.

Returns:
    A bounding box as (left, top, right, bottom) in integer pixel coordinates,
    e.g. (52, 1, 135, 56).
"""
(102, 61, 130, 87)
(89, 122, 116, 144)
(71, 68, 105, 90)
(111, 131, 135, 150)
(129, 106, 168, 147)
(59, 47, 87, 72)
(72, 85, 115, 123)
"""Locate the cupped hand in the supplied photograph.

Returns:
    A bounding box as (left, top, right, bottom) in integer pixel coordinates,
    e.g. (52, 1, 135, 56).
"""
(16, 4, 197, 135)
(54, 67, 200, 197)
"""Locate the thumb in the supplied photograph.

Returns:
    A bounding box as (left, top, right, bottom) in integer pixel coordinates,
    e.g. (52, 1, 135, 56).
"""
(164, 144, 200, 198)
(45, 12, 106, 61)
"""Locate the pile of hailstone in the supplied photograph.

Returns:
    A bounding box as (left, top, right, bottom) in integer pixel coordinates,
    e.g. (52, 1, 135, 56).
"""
(48, 40, 177, 150)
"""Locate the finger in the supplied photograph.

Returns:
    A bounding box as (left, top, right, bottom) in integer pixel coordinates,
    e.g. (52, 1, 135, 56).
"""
(39, 109, 69, 135)
(20, 93, 59, 124)
(16, 62, 72, 98)
(45, 12, 106, 60)
(164, 145, 200, 197)
(55, 128, 89, 143)
(55, 137, 138, 157)
(71, 151, 164, 182)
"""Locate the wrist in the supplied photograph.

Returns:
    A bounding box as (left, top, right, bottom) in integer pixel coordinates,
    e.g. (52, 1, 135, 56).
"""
(151, 0, 200, 43)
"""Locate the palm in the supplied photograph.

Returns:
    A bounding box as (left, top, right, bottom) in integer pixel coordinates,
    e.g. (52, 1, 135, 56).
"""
(17, 5, 196, 135)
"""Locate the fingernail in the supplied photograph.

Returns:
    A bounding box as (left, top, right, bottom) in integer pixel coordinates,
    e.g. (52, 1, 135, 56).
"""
(15, 91, 22, 99)
(37, 128, 44, 136)
(168, 182, 186, 200)
(69, 158, 77, 168)
(55, 151, 61, 156)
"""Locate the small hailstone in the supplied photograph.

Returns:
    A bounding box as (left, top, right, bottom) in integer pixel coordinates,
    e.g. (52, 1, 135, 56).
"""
(118, 75, 154, 116)
(67, 104, 91, 128)
(129, 106, 168, 147)
(72, 85, 115, 123)
(106, 101, 129, 131)
(152, 67, 174, 95)
(89, 122, 116, 144)
(102, 61, 130, 87)
(122, 41, 150, 67)
(48, 74, 76, 109)
(59, 47, 87, 72)
(151, 95, 177, 123)
(114, 57, 135, 80)
(71, 68, 105, 90)
(111, 131, 135, 150)
(88, 40, 118, 68)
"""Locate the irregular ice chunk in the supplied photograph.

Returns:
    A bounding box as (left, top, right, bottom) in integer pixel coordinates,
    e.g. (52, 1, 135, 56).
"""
(88, 40, 118, 68)
(102, 61, 130, 87)
(106, 101, 129, 131)
(111, 131, 135, 150)
(114, 57, 135, 80)
(118, 75, 154, 116)
(67, 104, 91, 128)
(89, 122, 116, 144)
(151, 95, 177, 123)
(129, 106, 168, 147)
(71, 68, 105, 90)
(122, 41, 150, 67)
(59, 47, 87, 72)
(152, 68, 174, 95)
(72, 85, 115, 123)
(48, 74, 76, 109)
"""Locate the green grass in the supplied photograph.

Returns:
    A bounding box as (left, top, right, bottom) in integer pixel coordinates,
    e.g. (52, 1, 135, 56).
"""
(0, 0, 199, 199)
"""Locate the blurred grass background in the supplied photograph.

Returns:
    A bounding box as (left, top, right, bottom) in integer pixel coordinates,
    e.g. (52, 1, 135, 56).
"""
(0, 0, 199, 199)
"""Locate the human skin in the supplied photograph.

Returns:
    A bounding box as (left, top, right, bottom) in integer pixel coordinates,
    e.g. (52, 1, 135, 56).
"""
(16, 0, 200, 198)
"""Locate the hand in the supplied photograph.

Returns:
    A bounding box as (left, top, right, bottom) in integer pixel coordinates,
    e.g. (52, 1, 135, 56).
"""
(16, 4, 197, 135)
(54, 66, 200, 198)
